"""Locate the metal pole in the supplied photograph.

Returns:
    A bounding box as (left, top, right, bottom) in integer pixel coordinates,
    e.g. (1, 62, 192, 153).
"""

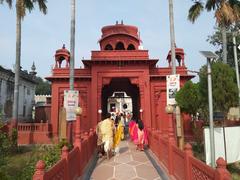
(168, 0, 176, 75)
(222, 120, 227, 163)
(207, 58, 215, 168)
(69, 0, 76, 145)
(233, 34, 240, 118)
(70, 0, 75, 90)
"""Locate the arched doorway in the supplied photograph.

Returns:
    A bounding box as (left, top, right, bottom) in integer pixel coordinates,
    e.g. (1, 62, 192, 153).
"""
(101, 78, 140, 119)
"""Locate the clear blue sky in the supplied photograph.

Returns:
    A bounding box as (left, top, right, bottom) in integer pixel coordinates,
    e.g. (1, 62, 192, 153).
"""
(0, 0, 216, 81)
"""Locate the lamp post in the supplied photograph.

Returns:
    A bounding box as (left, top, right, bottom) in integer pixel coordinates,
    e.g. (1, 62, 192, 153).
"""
(98, 109, 102, 122)
(139, 109, 143, 120)
(200, 51, 218, 168)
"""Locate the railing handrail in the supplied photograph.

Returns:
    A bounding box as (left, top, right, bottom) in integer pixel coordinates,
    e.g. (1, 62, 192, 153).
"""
(33, 129, 97, 180)
(17, 122, 50, 132)
(148, 129, 231, 180)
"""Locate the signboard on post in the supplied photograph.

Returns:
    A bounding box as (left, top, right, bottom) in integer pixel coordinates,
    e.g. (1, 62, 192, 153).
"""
(166, 74, 180, 105)
(64, 90, 79, 121)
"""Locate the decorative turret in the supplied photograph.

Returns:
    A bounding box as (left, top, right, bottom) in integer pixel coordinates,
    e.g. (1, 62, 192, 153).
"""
(30, 62, 37, 76)
(99, 21, 142, 51)
(54, 44, 70, 68)
(166, 47, 185, 67)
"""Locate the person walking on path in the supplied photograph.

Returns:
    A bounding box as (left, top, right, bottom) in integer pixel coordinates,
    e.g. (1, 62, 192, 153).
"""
(129, 118, 138, 144)
(100, 113, 115, 159)
(136, 119, 148, 151)
(113, 117, 124, 153)
(96, 120, 104, 157)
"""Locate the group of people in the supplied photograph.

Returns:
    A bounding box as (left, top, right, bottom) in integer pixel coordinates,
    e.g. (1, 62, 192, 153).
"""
(96, 112, 148, 159)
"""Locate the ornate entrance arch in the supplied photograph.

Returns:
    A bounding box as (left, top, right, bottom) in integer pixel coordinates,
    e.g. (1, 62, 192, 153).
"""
(47, 22, 193, 142)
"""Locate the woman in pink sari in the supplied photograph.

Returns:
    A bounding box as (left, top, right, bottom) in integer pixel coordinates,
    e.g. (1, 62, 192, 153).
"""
(136, 119, 148, 151)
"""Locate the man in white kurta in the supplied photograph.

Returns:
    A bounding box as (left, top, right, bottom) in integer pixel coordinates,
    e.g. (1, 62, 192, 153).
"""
(100, 113, 115, 159)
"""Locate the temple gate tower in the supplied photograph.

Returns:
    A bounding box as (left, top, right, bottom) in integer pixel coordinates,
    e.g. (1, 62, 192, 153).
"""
(47, 22, 193, 142)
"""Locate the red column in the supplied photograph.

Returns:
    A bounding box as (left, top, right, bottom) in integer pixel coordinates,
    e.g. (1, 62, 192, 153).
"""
(74, 108, 82, 148)
(50, 84, 59, 142)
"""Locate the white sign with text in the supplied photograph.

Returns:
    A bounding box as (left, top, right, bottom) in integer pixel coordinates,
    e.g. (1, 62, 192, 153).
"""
(166, 74, 180, 105)
(64, 90, 79, 121)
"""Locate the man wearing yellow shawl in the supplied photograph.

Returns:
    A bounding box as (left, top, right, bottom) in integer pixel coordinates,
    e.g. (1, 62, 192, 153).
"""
(100, 113, 115, 159)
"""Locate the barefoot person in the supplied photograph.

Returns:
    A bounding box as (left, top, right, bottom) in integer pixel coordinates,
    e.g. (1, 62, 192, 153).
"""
(100, 113, 115, 159)
(96, 120, 104, 157)
(136, 119, 148, 151)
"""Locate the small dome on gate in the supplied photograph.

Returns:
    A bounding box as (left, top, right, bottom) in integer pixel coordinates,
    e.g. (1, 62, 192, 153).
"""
(54, 44, 70, 68)
(99, 21, 141, 51)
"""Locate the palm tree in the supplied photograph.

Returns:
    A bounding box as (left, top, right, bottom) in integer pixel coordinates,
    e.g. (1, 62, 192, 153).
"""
(188, 0, 240, 64)
(0, 0, 47, 127)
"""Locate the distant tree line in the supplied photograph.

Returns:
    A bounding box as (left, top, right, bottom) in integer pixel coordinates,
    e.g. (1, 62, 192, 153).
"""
(35, 76, 51, 95)
(176, 62, 238, 121)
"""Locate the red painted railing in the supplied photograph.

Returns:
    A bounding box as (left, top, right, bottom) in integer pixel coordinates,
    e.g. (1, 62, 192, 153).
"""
(148, 129, 231, 180)
(17, 123, 52, 144)
(18, 123, 51, 132)
(33, 130, 97, 180)
(33, 112, 97, 180)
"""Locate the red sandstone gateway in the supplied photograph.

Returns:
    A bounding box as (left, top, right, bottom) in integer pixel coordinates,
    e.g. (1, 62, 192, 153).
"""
(31, 23, 231, 180)
(43, 22, 193, 143)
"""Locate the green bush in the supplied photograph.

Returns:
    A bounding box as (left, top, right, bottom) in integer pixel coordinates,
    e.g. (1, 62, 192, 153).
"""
(0, 134, 73, 179)
(0, 122, 11, 165)
(43, 139, 72, 169)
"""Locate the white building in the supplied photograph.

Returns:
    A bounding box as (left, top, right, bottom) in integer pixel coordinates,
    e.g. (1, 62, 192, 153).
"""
(0, 64, 37, 122)
(107, 92, 132, 113)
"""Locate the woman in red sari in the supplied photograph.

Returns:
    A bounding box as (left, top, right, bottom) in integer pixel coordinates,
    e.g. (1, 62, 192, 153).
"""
(129, 119, 138, 144)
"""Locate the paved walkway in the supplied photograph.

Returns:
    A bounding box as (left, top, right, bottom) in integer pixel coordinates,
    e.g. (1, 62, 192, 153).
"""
(90, 140, 169, 180)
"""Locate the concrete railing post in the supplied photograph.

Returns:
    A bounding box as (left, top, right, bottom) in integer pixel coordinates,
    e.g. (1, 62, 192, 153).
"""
(214, 157, 231, 180)
(158, 135, 163, 161)
(61, 146, 69, 180)
(89, 128, 94, 154)
(168, 137, 174, 175)
(74, 113, 82, 149)
(84, 132, 90, 160)
(167, 109, 176, 175)
(33, 160, 46, 180)
(184, 143, 193, 180)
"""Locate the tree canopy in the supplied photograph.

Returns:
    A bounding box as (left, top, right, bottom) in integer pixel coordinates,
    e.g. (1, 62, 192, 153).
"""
(175, 81, 201, 117)
(199, 61, 238, 116)
(188, 0, 240, 26)
(207, 24, 240, 67)
(35, 76, 51, 95)
(176, 62, 238, 119)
